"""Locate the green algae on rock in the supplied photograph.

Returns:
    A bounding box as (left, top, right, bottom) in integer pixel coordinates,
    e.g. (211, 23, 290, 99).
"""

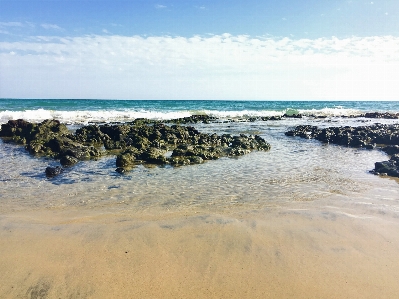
(285, 123, 399, 178)
(0, 119, 103, 162)
(0, 118, 271, 177)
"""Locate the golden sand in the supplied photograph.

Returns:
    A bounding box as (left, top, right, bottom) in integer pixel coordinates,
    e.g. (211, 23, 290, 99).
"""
(1, 198, 399, 299)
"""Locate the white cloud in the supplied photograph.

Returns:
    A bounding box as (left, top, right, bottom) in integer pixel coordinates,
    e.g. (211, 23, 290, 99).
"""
(0, 34, 398, 100)
(155, 4, 167, 9)
(41, 23, 63, 30)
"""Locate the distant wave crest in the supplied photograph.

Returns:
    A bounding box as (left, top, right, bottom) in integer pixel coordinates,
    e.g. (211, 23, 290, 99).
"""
(0, 106, 364, 124)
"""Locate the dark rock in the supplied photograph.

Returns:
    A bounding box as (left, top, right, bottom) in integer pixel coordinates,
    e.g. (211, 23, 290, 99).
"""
(188, 156, 204, 164)
(45, 166, 63, 178)
(100, 124, 131, 141)
(166, 115, 217, 124)
(382, 145, 399, 156)
(283, 114, 302, 118)
(28, 140, 45, 154)
(138, 147, 167, 164)
(364, 112, 399, 119)
(104, 139, 126, 150)
(171, 145, 221, 161)
(116, 148, 141, 167)
(374, 161, 399, 177)
(1, 119, 70, 145)
(115, 167, 129, 174)
(75, 125, 106, 144)
(286, 124, 399, 147)
(1, 119, 272, 177)
(285, 123, 399, 178)
(390, 154, 399, 163)
(270, 116, 282, 121)
(60, 155, 79, 167)
(169, 156, 191, 166)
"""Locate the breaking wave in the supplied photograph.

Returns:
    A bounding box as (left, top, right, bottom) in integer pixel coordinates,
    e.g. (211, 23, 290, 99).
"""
(0, 106, 366, 124)
(0, 109, 193, 124)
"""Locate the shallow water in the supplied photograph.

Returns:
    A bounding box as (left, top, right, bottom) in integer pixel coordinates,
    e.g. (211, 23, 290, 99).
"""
(0, 118, 396, 212)
(1, 117, 399, 298)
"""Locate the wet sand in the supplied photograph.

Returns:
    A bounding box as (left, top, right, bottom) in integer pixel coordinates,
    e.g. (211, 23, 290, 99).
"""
(1, 196, 399, 299)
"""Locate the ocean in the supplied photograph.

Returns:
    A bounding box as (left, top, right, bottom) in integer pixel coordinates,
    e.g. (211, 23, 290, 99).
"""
(2, 99, 399, 124)
(1, 99, 399, 298)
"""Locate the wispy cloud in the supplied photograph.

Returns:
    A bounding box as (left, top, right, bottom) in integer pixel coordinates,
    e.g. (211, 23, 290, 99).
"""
(155, 4, 167, 9)
(0, 22, 24, 27)
(41, 23, 63, 30)
(0, 34, 398, 100)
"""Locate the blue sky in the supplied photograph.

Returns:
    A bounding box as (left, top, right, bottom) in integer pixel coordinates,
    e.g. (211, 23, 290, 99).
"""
(0, 0, 398, 100)
(1, 0, 397, 39)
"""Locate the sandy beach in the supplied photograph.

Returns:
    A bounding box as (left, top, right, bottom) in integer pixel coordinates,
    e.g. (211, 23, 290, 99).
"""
(2, 191, 399, 299)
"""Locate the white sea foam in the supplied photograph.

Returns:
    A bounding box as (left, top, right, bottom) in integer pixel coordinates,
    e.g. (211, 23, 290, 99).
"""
(205, 107, 363, 118)
(298, 107, 362, 117)
(0, 109, 193, 124)
(204, 109, 285, 118)
(0, 106, 364, 124)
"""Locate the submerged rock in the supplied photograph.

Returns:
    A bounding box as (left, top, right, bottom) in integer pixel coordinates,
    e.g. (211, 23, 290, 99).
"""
(0, 119, 103, 176)
(286, 124, 399, 148)
(372, 161, 399, 177)
(60, 155, 79, 167)
(45, 166, 63, 178)
(0, 118, 272, 177)
(115, 167, 131, 174)
(285, 123, 399, 178)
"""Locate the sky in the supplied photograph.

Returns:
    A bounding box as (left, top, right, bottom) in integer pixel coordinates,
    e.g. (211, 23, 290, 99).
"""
(0, 0, 398, 100)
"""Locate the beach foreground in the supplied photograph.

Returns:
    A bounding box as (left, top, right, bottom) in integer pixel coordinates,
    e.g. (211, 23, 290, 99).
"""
(1, 193, 399, 299)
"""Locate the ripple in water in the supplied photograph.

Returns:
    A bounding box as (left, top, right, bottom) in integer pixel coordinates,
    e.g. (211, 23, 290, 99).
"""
(0, 120, 396, 214)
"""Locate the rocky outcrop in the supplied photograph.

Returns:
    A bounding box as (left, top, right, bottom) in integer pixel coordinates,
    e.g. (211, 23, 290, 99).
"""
(285, 124, 399, 147)
(0, 118, 271, 177)
(0, 119, 103, 166)
(362, 112, 399, 119)
(112, 124, 271, 169)
(285, 124, 399, 177)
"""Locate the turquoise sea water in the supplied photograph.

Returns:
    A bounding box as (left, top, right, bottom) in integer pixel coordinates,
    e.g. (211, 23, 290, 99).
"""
(2, 99, 399, 112)
(1, 99, 399, 124)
